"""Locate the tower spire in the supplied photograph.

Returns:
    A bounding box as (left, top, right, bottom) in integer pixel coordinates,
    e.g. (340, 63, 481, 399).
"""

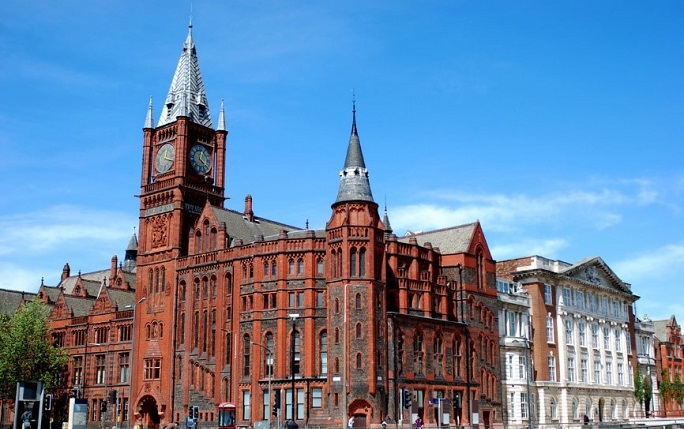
(158, 19, 212, 128)
(335, 97, 373, 204)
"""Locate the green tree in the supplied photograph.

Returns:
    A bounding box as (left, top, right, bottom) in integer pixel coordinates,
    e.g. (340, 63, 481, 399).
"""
(634, 371, 645, 412)
(674, 373, 684, 406)
(0, 298, 69, 399)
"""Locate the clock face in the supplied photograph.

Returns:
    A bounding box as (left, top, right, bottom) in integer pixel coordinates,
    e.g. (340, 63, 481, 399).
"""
(190, 144, 211, 174)
(154, 143, 175, 174)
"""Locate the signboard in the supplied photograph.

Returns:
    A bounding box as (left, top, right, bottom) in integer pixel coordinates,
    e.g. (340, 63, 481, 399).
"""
(68, 398, 88, 429)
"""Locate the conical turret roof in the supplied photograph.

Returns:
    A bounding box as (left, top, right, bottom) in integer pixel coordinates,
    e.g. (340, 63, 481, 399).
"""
(335, 103, 374, 204)
(158, 20, 212, 128)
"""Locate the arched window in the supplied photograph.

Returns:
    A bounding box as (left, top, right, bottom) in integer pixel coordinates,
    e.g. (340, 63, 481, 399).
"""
(154, 268, 159, 293)
(195, 231, 202, 254)
(476, 248, 485, 290)
(317, 258, 324, 275)
(337, 249, 343, 279)
(350, 248, 357, 277)
(334, 357, 340, 374)
(356, 353, 362, 369)
(243, 335, 251, 376)
(160, 267, 166, 292)
(293, 330, 301, 375)
(210, 227, 217, 251)
(319, 331, 328, 375)
(550, 398, 557, 419)
(355, 323, 362, 339)
(332, 251, 337, 278)
(334, 328, 340, 344)
(334, 298, 340, 314)
(355, 293, 362, 309)
(225, 273, 233, 296)
(265, 332, 274, 377)
(359, 248, 366, 277)
(413, 332, 424, 375)
(272, 261, 277, 277)
(297, 258, 304, 275)
(572, 398, 579, 420)
(204, 221, 211, 252)
(610, 400, 616, 419)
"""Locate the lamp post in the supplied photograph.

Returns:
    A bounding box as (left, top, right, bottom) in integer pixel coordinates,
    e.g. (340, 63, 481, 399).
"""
(457, 265, 471, 426)
(251, 341, 273, 424)
(89, 341, 110, 429)
(289, 313, 300, 428)
(128, 297, 146, 429)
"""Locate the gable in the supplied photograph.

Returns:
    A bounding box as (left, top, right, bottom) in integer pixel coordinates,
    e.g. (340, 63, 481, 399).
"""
(561, 257, 631, 295)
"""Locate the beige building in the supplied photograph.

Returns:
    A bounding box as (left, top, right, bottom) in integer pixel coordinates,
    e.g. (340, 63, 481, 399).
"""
(498, 255, 639, 427)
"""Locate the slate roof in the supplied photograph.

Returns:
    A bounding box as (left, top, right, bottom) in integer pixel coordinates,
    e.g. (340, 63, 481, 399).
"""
(59, 270, 109, 295)
(0, 288, 36, 315)
(335, 105, 374, 204)
(158, 20, 212, 128)
(107, 288, 136, 309)
(63, 296, 94, 317)
(41, 286, 62, 304)
(399, 223, 477, 254)
(653, 316, 678, 342)
(211, 207, 301, 245)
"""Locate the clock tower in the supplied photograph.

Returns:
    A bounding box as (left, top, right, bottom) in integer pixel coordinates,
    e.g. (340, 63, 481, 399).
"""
(132, 20, 227, 426)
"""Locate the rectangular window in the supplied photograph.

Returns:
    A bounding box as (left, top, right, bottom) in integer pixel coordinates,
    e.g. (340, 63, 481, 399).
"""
(565, 319, 573, 345)
(592, 324, 599, 349)
(579, 322, 586, 347)
(519, 355, 527, 379)
(544, 284, 552, 305)
(618, 363, 624, 385)
(576, 290, 585, 310)
(563, 288, 572, 306)
(73, 356, 84, 386)
(546, 317, 554, 343)
(510, 393, 516, 418)
(594, 362, 601, 384)
(119, 353, 130, 383)
(590, 294, 597, 312)
(317, 291, 324, 307)
(144, 358, 161, 380)
(243, 390, 251, 421)
(581, 359, 588, 382)
(96, 355, 106, 384)
(548, 356, 556, 382)
(567, 357, 575, 382)
(603, 327, 611, 350)
(615, 329, 622, 352)
(507, 355, 514, 378)
(312, 388, 322, 408)
(606, 362, 613, 384)
(521, 392, 528, 419)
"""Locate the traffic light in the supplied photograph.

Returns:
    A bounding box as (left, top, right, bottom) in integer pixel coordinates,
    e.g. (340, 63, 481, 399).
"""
(403, 389, 412, 409)
(191, 406, 199, 420)
(44, 393, 53, 411)
(272, 389, 281, 417)
(101, 400, 107, 412)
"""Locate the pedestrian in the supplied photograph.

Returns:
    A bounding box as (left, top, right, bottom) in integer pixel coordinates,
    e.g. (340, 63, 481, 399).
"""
(381, 418, 387, 429)
(348, 416, 355, 429)
(21, 409, 32, 429)
(583, 414, 589, 425)
(414, 417, 423, 429)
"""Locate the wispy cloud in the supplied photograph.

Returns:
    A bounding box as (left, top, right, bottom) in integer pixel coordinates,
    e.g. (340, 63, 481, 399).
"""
(0, 205, 136, 256)
(391, 184, 652, 234)
(613, 243, 684, 283)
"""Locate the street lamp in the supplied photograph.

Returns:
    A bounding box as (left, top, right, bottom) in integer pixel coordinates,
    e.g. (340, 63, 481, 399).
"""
(251, 341, 273, 424)
(289, 313, 300, 428)
(127, 297, 146, 429)
(89, 341, 110, 429)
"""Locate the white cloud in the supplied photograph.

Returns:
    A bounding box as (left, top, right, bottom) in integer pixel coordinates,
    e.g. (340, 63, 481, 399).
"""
(612, 243, 684, 283)
(490, 238, 569, 261)
(0, 205, 136, 256)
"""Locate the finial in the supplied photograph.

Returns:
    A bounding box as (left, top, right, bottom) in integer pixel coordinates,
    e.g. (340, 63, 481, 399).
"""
(189, 4, 193, 30)
(350, 89, 357, 135)
(305, 219, 309, 230)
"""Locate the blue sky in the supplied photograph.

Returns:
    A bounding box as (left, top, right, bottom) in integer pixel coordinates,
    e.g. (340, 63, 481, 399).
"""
(0, 1, 682, 320)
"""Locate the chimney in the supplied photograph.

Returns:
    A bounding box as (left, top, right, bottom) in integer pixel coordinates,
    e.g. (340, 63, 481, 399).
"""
(111, 255, 118, 282)
(61, 263, 71, 282)
(244, 194, 254, 222)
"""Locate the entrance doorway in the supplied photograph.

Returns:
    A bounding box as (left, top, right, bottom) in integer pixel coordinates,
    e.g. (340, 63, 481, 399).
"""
(598, 398, 605, 422)
(138, 395, 161, 429)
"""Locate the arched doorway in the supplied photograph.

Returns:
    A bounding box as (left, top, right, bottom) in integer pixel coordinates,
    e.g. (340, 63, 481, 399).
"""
(348, 399, 374, 427)
(138, 395, 161, 429)
(598, 398, 605, 422)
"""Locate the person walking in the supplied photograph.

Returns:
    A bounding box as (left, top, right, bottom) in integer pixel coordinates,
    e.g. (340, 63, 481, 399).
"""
(348, 416, 355, 429)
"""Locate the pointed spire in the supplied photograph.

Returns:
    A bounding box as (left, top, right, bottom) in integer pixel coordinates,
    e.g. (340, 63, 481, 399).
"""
(144, 97, 154, 129)
(335, 97, 374, 204)
(217, 99, 227, 131)
(158, 18, 212, 128)
(124, 230, 138, 271)
(383, 202, 393, 235)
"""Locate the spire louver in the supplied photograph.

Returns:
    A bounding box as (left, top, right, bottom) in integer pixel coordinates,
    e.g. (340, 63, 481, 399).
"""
(158, 22, 212, 128)
(335, 104, 374, 203)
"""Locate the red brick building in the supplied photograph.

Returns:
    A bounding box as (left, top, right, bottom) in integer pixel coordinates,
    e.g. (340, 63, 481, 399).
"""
(129, 22, 502, 429)
(16, 22, 503, 429)
(653, 316, 684, 416)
